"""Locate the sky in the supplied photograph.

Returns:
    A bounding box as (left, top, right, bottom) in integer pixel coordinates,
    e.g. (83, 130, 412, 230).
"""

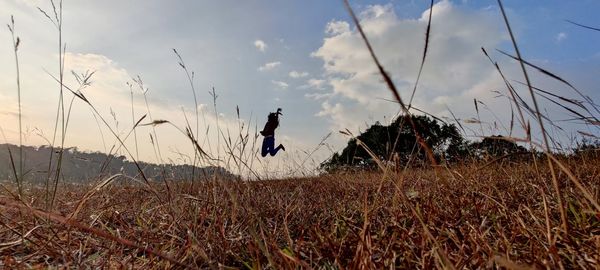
(1, 0, 599, 177)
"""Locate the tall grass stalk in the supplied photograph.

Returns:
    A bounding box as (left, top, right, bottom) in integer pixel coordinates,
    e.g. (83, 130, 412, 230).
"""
(407, 0, 434, 109)
(173, 49, 200, 181)
(497, 0, 568, 235)
(128, 82, 139, 160)
(566, 19, 600, 32)
(342, 1, 456, 268)
(497, 48, 600, 119)
(45, 72, 167, 203)
(480, 48, 546, 174)
(210, 87, 221, 162)
(132, 77, 174, 202)
(8, 16, 23, 198)
(38, 0, 67, 209)
(134, 76, 163, 164)
(481, 47, 528, 133)
(0, 128, 21, 201)
(342, 0, 437, 166)
(64, 71, 94, 137)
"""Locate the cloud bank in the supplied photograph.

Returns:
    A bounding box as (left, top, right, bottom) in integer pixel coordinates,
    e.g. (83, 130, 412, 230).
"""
(310, 1, 508, 133)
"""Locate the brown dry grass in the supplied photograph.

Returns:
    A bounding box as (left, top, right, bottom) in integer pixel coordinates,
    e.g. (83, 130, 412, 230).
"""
(3, 1, 599, 269)
(1, 156, 598, 269)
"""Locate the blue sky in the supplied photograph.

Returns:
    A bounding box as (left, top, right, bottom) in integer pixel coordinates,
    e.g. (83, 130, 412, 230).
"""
(1, 0, 599, 176)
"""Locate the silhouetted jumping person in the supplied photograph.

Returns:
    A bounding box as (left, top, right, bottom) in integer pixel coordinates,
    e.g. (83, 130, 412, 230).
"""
(260, 108, 285, 157)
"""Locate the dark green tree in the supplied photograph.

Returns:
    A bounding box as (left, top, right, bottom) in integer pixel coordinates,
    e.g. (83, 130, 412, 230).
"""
(469, 135, 528, 158)
(321, 115, 466, 172)
(573, 138, 600, 158)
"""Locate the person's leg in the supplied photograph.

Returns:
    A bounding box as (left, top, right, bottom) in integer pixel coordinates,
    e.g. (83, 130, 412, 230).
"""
(261, 137, 270, 157)
(269, 138, 285, 156)
(262, 136, 276, 157)
(269, 145, 281, 156)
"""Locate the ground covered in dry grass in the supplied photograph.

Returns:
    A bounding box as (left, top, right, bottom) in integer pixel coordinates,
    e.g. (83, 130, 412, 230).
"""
(1, 157, 599, 269)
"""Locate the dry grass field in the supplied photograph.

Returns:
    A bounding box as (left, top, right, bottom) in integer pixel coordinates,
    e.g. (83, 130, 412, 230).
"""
(1, 154, 599, 269)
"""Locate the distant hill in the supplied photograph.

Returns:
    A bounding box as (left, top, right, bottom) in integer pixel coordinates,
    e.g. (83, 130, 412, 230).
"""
(0, 144, 232, 183)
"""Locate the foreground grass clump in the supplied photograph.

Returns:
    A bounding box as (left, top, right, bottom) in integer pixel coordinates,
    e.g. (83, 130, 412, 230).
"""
(1, 157, 599, 269)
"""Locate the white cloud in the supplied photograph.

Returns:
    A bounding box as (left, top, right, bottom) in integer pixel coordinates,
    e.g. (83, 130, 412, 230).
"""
(289, 71, 309, 78)
(304, 92, 332, 100)
(326, 21, 350, 36)
(64, 53, 131, 96)
(309, 79, 327, 89)
(315, 101, 390, 132)
(258, 61, 281, 71)
(555, 32, 567, 43)
(298, 78, 327, 90)
(308, 79, 326, 89)
(254, 39, 267, 52)
(311, 1, 509, 133)
(271, 80, 289, 89)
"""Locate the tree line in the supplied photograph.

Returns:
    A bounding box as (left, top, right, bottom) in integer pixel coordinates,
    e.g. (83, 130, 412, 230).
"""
(320, 115, 598, 172)
(0, 144, 231, 183)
